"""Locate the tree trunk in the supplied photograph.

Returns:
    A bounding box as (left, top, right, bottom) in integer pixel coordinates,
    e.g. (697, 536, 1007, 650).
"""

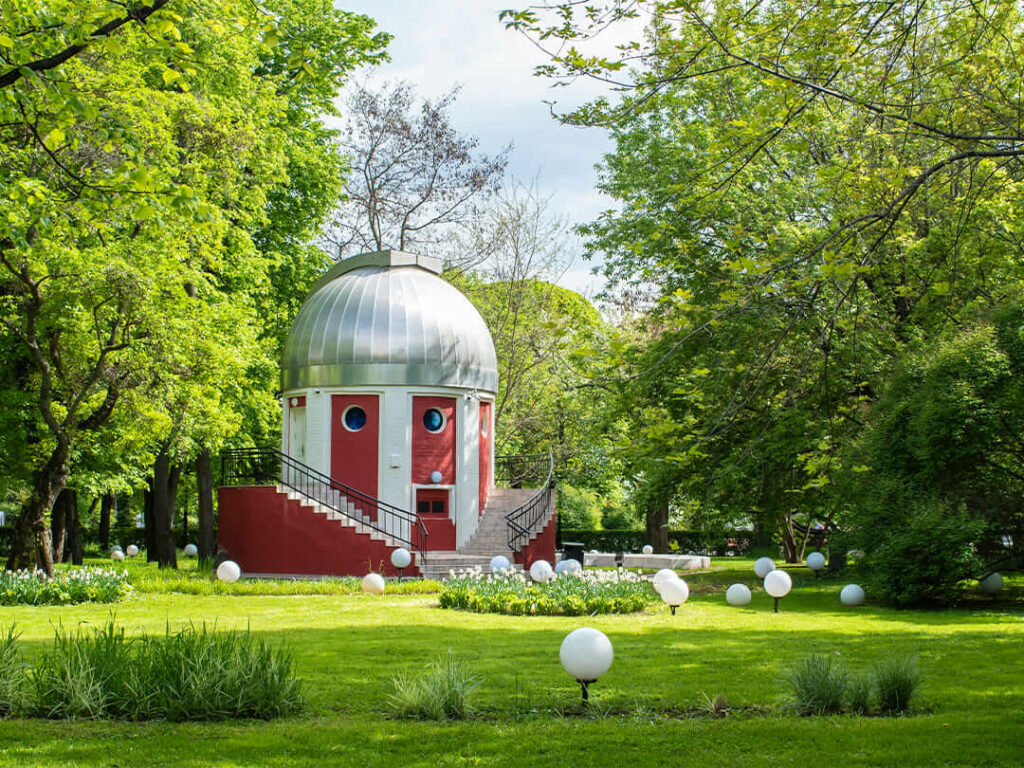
(99, 493, 114, 550)
(50, 490, 67, 565)
(645, 500, 670, 553)
(144, 485, 156, 562)
(780, 513, 801, 563)
(65, 492, 86, 565)
(150, 450, 180, 568)
(6, 441, 70, 575)
(196, 447, 216, 560)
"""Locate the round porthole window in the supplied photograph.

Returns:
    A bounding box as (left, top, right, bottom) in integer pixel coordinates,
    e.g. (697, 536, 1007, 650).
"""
(343, 405, 367, 432)
(423, 408, 445, 433)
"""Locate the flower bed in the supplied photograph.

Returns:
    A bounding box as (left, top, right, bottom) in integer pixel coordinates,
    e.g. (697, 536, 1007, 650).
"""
(0, 567, 132, 605)
(439, 567, 657, 615)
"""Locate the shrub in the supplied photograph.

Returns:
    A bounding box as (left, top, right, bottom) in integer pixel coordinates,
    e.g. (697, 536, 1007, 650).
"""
(439, 567, 657, 615)
(873, 655, 921, 715)
(863, 500, 982, 607)
(0, 567, 131, 606)
(389, 651, 479, 720)
(787, 653, 849, 716)
(30, 621, 302, 721)
(0, 626, 26, 717)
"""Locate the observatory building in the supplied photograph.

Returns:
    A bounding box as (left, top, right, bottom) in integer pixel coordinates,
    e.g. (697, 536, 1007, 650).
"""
(218, 250, 555, 577)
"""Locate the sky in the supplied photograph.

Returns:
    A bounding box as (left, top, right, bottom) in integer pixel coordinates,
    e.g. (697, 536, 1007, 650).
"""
(332, 1, 635, 296)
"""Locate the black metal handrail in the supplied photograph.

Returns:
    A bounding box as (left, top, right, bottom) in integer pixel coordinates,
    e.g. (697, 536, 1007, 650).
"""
(503, 450, 555, 553)
(220, 447, 427, 556)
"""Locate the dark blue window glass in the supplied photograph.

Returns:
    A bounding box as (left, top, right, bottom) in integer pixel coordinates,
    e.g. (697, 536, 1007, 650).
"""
(423, 408, 445, 433)
(344, 406, 367, 431)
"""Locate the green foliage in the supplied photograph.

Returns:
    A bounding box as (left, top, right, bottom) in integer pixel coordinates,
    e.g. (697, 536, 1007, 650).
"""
(388, 651, 479, 721)
(787, 653, 849, 716)
(845, 673, 874, 716)
(0, 626, 26, 717)
(859, 500, 982, 607)
(439, 568, 657, 615)
(556, 485, 602, 529)
(30, 620, 302, 720)
(0, 567, 131, 606)
(873, 656, 922, 715)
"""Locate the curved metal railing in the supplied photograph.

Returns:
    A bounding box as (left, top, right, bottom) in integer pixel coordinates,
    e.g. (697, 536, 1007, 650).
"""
(499, 450, 554, 553)
(220, 447, 427, 557)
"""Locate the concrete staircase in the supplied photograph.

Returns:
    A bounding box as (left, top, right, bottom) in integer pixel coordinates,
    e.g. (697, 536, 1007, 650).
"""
(415, 488, 551, 580)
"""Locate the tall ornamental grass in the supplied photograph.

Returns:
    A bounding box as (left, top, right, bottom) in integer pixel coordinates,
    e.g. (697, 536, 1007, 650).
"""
(0, 627, 26, 717)
(439, 567, 657, 615)
(0, 567, 131, 606)
(389, 651, 479, 720)
(30, 621, 302, 721)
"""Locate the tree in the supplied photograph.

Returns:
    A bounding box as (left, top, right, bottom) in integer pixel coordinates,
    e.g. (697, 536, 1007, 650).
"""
(502, 0, 1024, 555)
(0, 0, 388, 572)
(323, 81, 508, 259)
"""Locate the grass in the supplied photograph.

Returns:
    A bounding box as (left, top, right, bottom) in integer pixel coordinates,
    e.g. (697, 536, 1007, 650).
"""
(787, 652, 849, 715)
(388, 650, 479, 720)
(0, 556, 1019, 766)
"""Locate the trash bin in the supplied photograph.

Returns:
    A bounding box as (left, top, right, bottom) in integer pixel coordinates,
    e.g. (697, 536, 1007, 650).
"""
(562, 541, 584, 564)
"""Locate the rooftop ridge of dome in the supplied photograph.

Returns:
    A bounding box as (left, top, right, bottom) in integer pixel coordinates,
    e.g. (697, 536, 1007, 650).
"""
(312, 250, 443, 293)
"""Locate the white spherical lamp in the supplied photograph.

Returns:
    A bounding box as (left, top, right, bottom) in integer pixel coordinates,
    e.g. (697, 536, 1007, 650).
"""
(429, 470, 443, 484)
(642, 544, 654, 555)
(754, 557, 776, 578)
(361, 572, 386, 595)
(560, 627, 613, 706)
(126, 544, 139, 557)
(764, 569, 792, 612)
(726, 583, 752, 607)
(806, 552, 826, 572)
(529, 559, 554, 583)
(489, 555, 511, 574)
(183, 543, 198, 558)
(840, 583, 866, 606)
(217, 560, 241, 583)
(110, 545, 123, 554)
(660, 577, 689, 614)
(111, 549, 124, 562)
(555, 558, 582, 574)
(391, 547, 412, 569)
(979, 573, 1003, 596)
(652, 568, 678, 593)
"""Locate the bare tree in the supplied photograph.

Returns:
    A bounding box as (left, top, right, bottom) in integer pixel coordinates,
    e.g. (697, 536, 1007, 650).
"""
(323, 81, 508, 259)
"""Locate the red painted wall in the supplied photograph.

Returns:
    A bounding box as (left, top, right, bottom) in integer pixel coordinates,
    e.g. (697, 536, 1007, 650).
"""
(218, 486, 421, 577)
(411, 396, 456, 484)
(331, 394, 379, 517)
(513, 508, 557, 568)
(412, 488, 456, 550)
(478, 401, 492, 516)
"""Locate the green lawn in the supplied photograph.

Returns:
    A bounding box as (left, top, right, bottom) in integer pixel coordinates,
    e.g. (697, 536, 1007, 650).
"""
(0, 558, 1021, 767)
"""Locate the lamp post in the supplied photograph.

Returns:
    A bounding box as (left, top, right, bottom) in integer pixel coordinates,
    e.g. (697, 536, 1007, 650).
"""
(560, 627, 613, 708)
(660, 577, 689, 615)
(391, 548, 412, 581)
(217, 560, 241, 583)
(806, 551, 825, 577)
(763, 569, 792, 612)
(529, 559, 553, 583)
(489, 555, 511, 574)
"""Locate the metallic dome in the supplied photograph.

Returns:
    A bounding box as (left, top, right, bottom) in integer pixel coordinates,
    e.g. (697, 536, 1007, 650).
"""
(282, 251, 498, 393)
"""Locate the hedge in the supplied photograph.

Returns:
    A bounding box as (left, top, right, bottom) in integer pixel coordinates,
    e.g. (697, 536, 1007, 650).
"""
(559, 529, 753, 555)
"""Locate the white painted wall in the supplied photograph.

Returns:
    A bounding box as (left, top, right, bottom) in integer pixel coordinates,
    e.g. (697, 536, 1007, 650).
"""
(281, 384, 496, 550)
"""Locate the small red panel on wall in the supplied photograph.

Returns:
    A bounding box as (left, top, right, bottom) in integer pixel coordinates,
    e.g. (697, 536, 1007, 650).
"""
(412, 396, 456, 485)
(331, 394, 379, 506)
(478, 401, 492, 516)
(412, 488, 456, 550)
